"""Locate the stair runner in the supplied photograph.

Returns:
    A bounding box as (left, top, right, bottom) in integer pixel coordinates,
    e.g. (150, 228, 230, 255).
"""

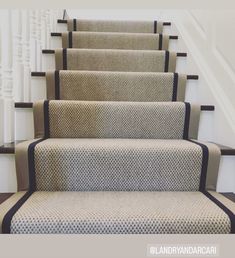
(1, 18, 235, 234)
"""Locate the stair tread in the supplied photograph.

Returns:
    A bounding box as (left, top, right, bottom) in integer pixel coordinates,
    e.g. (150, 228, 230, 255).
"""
(1, 140, 234, 155)
(42, 49, 187, 56)
(2, 191, 231, 234)
(57, 19, 172, 26)
(51, 31, 179, 40)
(31, 71, 199, 80)
(15, 102, 33, 108)
(1, 192, 234, 205)
(14, 102, 215, 110)
(0, 141, 25, 154)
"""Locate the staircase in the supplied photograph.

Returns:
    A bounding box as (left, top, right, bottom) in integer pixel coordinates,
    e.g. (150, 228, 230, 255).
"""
(1, 13, 235, 234)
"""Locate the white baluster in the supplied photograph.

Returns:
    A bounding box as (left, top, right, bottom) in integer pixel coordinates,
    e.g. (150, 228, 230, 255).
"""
(42, 10, 47, 50)
(0, 15, 3, 99)
(2, 10, 14, 143)
(22, 10, 31, 102)
(45, 10, 51, 49)
(36, 10, 42, 71)
(12, 10, 24, 102)
(30, 10, 37, 72)
(54, 10, 60, 32)
(0, 13, 4, 144)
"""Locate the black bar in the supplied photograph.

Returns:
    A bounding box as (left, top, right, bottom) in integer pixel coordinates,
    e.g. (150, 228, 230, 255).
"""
(43, 101, 50, 139)
(73, 19, 77, 31)
(154, 21, 157, 33)
(177, 52, 187, 57)
(163, 22, 171, 26)
(51, 32, 62, 37)
(42, 49, 55, 54)
(57, 19, 67, 24)
(200, 105, 215, 111)
(55, 71, 60, 100)
(164, 51, 169, 72)
(69, 32, 73, 48)
(187, 75, 199, 80)
(63, 49, 67, 69)
(63, 10, 66, 20)
(169, 35, 178, 39)
(158, 34, 162, 50)
(172, 73, 178, 101)
(15, 102, 33, 108)
(31, 72, 46, 77)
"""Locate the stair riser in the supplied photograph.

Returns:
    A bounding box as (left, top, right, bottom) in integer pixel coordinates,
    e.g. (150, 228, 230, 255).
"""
(14, 108, 214, 142)
(15, 109, 34, 141)
(42, 52, 188, 74)
(30, 76, 197, 102)
(42, 54, 55, 71)
(217, 156, 235, 193)
(0, 155, 17, 192)
(31, 77, 47, 102)
(56, 23, 67, 33)
(50, 34, 180, 52)
(1, 154, 234, 193)
(50, 36, 62, 49)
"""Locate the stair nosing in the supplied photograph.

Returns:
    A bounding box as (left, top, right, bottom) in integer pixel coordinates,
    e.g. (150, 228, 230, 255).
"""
(42, 49, 187, 56)
(31, 72, 199, 80)
(57, 19, 172, 26)
(50, 32, 178, 40)
(15, 102, 33, 108)
(1, 141, 234, 156)
(14, 102, 214, 110)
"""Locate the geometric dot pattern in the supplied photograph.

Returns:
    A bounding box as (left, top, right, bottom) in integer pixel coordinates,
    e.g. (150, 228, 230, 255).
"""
(60, 71, 177, 102)
(10, 191, 231, 234)
(35, 139, 202, 192)
(48, 101, 186, 139)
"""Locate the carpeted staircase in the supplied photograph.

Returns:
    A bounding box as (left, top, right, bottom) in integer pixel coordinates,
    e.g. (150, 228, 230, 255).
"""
(1, 18, 235, 234)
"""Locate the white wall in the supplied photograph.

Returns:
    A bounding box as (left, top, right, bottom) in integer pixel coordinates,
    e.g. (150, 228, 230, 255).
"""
(175, 10, 235, 147)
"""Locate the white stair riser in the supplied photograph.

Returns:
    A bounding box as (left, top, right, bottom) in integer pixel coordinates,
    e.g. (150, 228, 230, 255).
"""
(50, 37, 62, 49)
(31, 77, 47, 101)
(42, 54, 55, 71)
(56, 23, 67, 33)
(0, 155, 17, 192)
(15, 108, 34, 141)
(198, 111, 214, 142)
(217, 156, 235, 193)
